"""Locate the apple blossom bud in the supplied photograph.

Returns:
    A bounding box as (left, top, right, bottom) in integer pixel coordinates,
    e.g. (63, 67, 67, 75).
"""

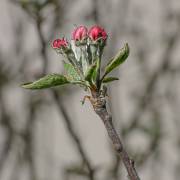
(52, 38, 68, 49)
(88, 25, 107, 41)
(72, 26, 88, 41)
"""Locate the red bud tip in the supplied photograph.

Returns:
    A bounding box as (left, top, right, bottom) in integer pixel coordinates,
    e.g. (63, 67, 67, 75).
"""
(72, 26, 88, 41)
(88, 25, 107, 41)
(52, 38, 68, 49)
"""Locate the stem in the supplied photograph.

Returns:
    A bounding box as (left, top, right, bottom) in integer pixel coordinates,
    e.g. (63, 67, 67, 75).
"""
(90, 92, 140, 180)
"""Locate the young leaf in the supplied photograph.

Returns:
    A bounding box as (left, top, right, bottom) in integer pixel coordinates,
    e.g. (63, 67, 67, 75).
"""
(84, 63, 96, 83)
(102, 77, 119, 83)
(104, 43, 129, 76)
(84, 58, 100, 87)
(64, 63, 82, 81)
(92, 57, 100, 81)
(92, 57, 100, 88)
(21, 74, 69, 89)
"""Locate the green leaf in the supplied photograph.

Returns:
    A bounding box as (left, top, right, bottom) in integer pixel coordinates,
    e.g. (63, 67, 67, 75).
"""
(104, 43, 129, 75)
(64, 63, 81, 81)
(21, 74, 69, 89)
(84, 57, 100, 87)
(92, 57, 100, 83)
(84, 63, 96, 83)
(102, 77, 119, 83)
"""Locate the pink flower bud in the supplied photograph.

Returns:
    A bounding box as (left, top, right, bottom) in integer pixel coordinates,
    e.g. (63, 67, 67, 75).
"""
(72, 26, 88, 41)
(88, 25, 107, 41)
(52, 38, 68, 49)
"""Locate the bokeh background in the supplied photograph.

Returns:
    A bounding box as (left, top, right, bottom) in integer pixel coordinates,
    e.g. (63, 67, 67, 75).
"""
(0, 0, 180, 180)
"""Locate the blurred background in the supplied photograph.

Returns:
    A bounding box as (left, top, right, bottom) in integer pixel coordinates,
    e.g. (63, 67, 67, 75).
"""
(0, 0, 180, 180)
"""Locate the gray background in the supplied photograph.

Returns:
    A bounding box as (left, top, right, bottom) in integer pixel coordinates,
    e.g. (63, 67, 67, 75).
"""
(0, 0, 180, 180)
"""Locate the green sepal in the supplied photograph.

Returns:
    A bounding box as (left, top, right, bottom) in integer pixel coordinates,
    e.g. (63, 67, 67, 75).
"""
(64, 63, 82, 81)
(21, 74, 69, 89)
(104, 43, 129, 76)
(102, 77, 119, 83)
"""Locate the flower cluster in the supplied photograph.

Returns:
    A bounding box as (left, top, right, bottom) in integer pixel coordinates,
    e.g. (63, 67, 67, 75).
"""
(52, 25, 108, 76)
(52, 25, 107, 48)
(23, 24, 129, 93)
(22, 23, 135, 180)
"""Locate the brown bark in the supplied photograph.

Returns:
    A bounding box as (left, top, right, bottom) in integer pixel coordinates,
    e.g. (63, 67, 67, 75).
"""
(89, 92, 140, 180)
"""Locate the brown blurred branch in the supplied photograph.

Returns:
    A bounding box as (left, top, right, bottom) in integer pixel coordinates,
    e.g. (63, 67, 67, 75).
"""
(53, 90, 95, 179)
(36, 17, 48, 75)
(0, 62, 15, 177)
(91, 0, 99, 23)
(22, 99, 37, 180)
(0, 91, 14, 175)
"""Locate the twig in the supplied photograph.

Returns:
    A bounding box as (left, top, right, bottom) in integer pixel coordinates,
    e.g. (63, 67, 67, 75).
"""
(89, 92, 140, 180)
